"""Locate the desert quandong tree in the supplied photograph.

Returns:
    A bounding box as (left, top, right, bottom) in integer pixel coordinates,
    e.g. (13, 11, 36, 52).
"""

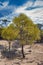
(13, 13, 40, 58)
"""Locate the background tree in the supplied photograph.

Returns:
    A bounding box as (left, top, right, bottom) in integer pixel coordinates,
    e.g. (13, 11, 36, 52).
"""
(0, 28, 3, 39)
(40, 30, 43, 42)
(0, 23, 4, 39)
(2, 19, 10, 27)
(13, 13, 40, 58)
(1, 24, 19, 52)
(0, 19, 10, 39)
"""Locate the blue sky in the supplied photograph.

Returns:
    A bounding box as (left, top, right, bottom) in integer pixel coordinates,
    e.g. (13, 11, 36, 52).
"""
(0, 0, 43, 24)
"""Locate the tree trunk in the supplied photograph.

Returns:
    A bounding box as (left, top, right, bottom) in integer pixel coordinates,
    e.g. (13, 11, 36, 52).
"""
(21, 44, 25, 58)
(9, 41, 11, 52)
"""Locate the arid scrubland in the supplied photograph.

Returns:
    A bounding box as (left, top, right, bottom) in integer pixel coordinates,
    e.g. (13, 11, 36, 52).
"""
(0, 40, 43, 65)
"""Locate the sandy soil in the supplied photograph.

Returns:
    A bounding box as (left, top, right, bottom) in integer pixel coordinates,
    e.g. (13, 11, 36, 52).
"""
(0, 40, 43, 65)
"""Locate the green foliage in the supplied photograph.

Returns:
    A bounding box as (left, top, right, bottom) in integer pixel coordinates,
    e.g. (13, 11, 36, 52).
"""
(28, 24, 40, 44)
(13, 13, 33, 29)
(1, 24, 19, 41)
(13, 13, 40, 45)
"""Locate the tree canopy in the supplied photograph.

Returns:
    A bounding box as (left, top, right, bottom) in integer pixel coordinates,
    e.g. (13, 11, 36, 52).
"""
(13, 13, 40, 44)
(1, 24, 19, 41)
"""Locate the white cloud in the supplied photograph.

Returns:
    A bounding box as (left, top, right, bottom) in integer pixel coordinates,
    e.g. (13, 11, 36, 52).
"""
(14, 0, 43, 24)
(33, 0, 43, 7)
(0, 0, 43, 24)
(15, 1, 33, 13)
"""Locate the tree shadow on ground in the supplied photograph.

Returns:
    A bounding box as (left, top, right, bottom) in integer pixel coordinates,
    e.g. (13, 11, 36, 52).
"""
(1, 48, 22, 60)
(37, 62, 43, 65)
(0, 45, 4, 50)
